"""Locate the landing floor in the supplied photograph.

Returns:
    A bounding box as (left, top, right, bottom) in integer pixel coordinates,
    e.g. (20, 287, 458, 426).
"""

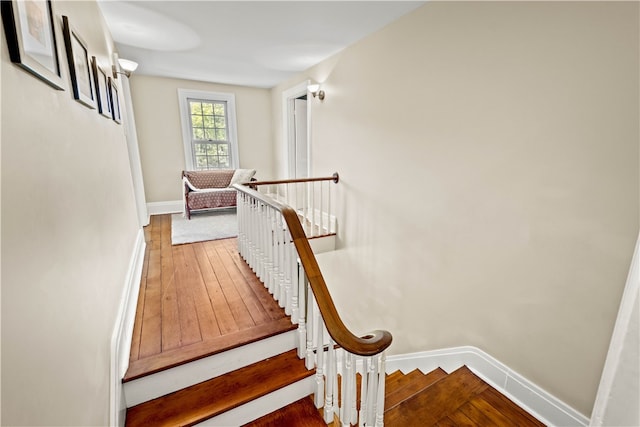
(124, 214, 293, 381)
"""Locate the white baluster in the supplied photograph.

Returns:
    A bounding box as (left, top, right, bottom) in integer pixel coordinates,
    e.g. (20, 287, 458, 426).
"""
(236, 193, 244, 256)
(269, 207, 279, 299)
(349, 354, 358, 426)
(367, 356, 379, 425)
(250, 199, 257, 271)
(319, 181, 324, 235)
(246, 197, 253, 266)
(324, 337, 336, 423)
(305, 280, 314, 369)
(359, 357, 369, 427)
(294, 263, 305, 357)
(255, 202, 262, 278)
(282, 221, 290, 314)
(273, 210, 280, 300)
(288, 234, 298, 320)
(375, 353, 386, 427)
(315, 316, 325, 408)
(341, 351, 354, 426)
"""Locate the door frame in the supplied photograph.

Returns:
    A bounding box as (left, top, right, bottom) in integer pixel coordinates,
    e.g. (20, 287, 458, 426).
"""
(282, 80, 311, 178)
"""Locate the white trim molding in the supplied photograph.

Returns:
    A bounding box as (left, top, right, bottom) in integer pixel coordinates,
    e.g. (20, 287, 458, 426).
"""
(386, 346, 589, 427)
(147, 200, 183, 216)
(110, 229, 146, 427)
(282, 80, 311, 178)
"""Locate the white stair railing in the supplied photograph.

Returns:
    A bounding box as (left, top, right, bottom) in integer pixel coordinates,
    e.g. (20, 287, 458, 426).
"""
(249, 173, 338, 238)
(234, 181, 392, 426)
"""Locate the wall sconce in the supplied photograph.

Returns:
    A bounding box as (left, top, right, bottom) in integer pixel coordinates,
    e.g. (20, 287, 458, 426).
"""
(112, 58, 139, 79)
(308, 83, 325, 100)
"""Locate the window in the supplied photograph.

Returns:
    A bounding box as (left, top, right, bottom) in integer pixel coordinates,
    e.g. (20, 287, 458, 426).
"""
(178, 89, 239, 170)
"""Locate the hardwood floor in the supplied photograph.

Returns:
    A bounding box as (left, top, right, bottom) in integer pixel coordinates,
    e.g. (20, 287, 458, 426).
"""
(124, 214, 294, 381)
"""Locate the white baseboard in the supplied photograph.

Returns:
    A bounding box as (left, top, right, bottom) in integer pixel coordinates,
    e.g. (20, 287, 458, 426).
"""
(386, 346, 590, 427)
(109, 229, 146, 427)
(147, 200, 183, 215)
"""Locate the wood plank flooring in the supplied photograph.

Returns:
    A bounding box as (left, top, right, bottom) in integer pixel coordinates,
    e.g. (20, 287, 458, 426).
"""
(125, 214, 294, 381)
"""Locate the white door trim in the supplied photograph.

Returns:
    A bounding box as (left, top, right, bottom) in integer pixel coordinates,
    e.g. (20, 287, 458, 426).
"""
(282, 80, 311, 178)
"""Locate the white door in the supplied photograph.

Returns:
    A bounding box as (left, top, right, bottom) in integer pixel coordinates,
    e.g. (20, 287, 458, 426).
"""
(293, 97, 309, 178)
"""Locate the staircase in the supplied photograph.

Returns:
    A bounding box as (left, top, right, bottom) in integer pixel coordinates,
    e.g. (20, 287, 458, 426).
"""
(125, 352, 545, 426)
(247, 366, 546, 426)
(123, 176, 545, 426)
(125, 348, 315, 426)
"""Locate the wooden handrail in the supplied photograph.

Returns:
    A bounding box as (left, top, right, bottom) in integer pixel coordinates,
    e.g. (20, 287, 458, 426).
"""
(249, 172, 339, 187)
(234, 182, 392, 357)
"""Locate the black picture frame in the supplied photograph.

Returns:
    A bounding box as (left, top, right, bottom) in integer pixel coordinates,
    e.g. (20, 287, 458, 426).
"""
(62, 15, 95, 109)
(1, 0, 64, 90)
(108, 77, 122, 124)
(91, 56, 112, 118)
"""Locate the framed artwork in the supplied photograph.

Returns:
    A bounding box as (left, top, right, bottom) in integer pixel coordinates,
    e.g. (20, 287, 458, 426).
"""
(108, 77, 122, 124)
(1, 0, 64, 90)
(91, 56, 112, 118)
(61, 15, 95, 109)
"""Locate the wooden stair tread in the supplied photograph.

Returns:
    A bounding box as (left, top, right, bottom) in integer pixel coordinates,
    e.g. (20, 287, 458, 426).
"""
(242, 396, 326, 427)
(464, 387, 545, 426)
(125, 349, 314, 427)
(124, 317, 296, 381)
(385, 369, 425, 392)
(384, 366, 489, 426)
(385, 367, 448, 411)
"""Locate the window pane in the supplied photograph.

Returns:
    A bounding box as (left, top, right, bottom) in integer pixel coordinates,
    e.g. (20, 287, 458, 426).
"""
(190, 102, 202, 115)
(210, 157, 219, 168)
(216, 129, 227, 140)
(191, 115, 203, 127)
(219, 156, 229, 168)
(218, 144, 228, 155)
(214, 116, 226, 128)
(203, 116, 214, 128)
(193, 128, 205, 139)
(213, 103, 225, 115)
(204, 128, 215, 140)
(196, 156, 208, 169)
(206, 144, 218, 155)
(194, 143, 206, 154)
(201, 103, 213, 115)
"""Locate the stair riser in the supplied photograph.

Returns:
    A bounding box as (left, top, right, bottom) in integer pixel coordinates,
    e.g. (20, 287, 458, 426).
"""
(195, 376, 315, 426)
(125, 330, 297, 407)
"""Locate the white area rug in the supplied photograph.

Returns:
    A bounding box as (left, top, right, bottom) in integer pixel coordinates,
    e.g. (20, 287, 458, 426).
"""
(171, 209, 238, 245)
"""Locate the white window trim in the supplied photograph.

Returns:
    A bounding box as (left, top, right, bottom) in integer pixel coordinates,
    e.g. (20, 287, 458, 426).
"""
(178, 89, 239, 170)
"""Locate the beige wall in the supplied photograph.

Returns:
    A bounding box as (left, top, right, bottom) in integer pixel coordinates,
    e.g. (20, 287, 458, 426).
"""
(1, 1, 140, 425)
(272, 1, 639, 417)
(130, 75, 273, 203)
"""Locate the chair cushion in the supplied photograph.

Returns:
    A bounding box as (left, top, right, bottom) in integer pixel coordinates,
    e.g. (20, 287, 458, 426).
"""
(184, 169, 235, 189)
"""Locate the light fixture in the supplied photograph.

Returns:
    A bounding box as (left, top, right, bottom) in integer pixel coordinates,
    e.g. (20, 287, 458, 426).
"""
(112, 58, 139, 79)
(308, 83, 325, 100)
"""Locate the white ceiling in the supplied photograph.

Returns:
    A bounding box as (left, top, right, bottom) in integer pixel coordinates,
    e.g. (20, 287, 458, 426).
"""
(98, 1, 424, 88)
